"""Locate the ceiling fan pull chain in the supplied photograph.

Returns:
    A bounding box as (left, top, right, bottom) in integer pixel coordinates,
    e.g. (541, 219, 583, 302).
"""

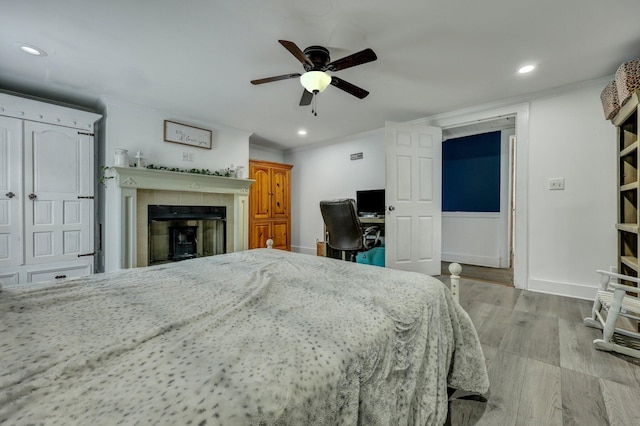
(312, 90, 318, 116)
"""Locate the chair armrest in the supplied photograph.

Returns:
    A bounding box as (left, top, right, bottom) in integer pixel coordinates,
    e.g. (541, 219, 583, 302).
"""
(609, 282, 640, 295)
(596, 269, 640, 294)
(596, 269, 640, 284)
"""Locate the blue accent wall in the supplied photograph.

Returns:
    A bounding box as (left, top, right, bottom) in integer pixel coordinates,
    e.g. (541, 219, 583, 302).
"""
(442, 131, 501, 212)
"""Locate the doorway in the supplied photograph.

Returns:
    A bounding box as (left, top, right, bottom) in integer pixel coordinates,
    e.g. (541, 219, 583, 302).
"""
(419, 102, 529, 290)
(440, 116, 516, 285)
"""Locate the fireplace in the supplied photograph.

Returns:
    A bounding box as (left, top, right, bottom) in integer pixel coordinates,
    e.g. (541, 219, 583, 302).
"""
(148, 205, 226, 264)
(110, 166, 252, 271)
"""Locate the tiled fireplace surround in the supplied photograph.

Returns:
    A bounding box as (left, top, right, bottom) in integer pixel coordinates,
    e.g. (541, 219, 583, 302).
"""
(137, 190, 232, 266)
(112, 167, 253, 269)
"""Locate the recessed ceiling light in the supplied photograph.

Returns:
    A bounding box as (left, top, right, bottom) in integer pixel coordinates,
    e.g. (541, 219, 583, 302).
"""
(298, 129, 307, 136)
(518, 64, 535, 74)
(19, 44, 47, 56)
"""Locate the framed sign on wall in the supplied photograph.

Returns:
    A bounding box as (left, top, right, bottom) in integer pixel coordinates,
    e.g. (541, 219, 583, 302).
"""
(163, 120, 212, 149)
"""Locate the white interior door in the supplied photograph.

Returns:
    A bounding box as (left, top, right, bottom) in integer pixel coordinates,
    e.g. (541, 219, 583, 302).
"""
(24, 122, 94, 265)
(0, 116, 23, 268)
(385, 122, 442, 275)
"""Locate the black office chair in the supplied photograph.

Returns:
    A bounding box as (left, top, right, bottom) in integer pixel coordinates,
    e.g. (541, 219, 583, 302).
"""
(319, 199, 380, 262)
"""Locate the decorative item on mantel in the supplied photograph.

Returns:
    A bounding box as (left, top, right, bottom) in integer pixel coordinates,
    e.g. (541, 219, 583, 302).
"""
(134, 150, 145, 168)
(228, 164, 246, 178)
(114, 148, 129, 166)
(97, 166, 114, 187)
(145, 164, 238, 178)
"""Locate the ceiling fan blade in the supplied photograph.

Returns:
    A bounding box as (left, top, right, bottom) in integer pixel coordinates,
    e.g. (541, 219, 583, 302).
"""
(300, 89, 313, 106)
(330, 77, 369, 99)
(279, 40, 314, 67)
(251, 73, 301, 85)
(326, 48, 377, 71)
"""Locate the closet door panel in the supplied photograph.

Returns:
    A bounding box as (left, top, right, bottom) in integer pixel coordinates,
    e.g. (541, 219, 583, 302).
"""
(0, 116, 23, 268)
(24, 121, 94, 264)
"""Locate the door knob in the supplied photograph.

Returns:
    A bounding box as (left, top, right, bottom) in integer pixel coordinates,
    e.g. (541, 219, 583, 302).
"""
(5, 192, 15, 198)
(388, 205, 395, 211)
(28, 193, 37, 200)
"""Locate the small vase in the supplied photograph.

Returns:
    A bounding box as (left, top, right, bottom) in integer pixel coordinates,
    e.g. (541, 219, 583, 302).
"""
(114, 149, 129, 167)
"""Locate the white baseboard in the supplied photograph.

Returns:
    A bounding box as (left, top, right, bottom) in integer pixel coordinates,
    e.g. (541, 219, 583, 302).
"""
(527, 277, 597, 301)
(442, 252, 502, 268)
(292, 245, 316, 256)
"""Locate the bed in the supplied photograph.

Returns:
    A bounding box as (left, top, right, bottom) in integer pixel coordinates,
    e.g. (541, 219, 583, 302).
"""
(0, 249, 488, 425)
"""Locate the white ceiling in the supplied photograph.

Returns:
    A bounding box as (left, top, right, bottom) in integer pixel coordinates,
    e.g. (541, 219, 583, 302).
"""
(1, 0, 639, 150)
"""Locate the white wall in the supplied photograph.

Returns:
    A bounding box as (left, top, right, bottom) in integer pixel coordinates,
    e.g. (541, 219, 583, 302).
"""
(98, 98, 251, 272)
(284, 129, 385, 254)
(249, 144, 284, 163)
(442, 212, 504, 266)
(526, 83, 617, 298)
(285, 79, 618, 299)
(100, 98, 250, 172)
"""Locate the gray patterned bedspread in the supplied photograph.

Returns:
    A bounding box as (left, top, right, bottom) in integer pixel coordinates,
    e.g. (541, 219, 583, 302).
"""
(0, 249, 488, 425)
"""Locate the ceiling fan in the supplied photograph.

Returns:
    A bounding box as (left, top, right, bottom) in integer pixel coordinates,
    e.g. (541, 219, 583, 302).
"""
(251, 40, 377, 115)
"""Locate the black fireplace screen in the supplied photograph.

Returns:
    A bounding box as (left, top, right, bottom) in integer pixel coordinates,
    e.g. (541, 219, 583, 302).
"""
(148, 205, 226, 264)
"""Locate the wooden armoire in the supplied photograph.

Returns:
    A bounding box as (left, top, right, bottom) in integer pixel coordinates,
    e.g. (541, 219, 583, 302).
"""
(248, 159, 293, 250)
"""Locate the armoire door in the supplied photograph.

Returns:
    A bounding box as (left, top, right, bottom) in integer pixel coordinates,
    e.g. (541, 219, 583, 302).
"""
(270, 167, 290, 219)
(271, 220, 289, 250)
(250, 163, 271, 220)
(0, 116, 23, 268)
(250, 221, 271, 250)
(249, 221, 289, 250)
(23, 121, 94, 265)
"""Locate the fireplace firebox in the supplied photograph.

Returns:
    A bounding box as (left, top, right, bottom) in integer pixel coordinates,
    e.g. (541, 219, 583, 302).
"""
(148, 205, 226, 264)
(169, 226, 198, 260)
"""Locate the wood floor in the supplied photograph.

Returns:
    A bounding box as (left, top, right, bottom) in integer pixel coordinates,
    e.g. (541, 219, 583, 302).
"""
(441, 261, 514, 287)
(436, 275, 640, 425)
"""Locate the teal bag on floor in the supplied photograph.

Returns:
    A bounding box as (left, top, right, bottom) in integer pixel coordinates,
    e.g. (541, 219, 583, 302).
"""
(356, 246, 385, 267)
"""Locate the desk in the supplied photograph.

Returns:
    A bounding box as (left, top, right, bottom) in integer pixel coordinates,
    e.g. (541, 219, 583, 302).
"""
(324, 216, 385, 259)
(359, 217, 385, 226)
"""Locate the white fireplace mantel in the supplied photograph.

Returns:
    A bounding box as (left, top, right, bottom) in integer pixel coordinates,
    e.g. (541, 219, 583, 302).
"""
(111, 167, 254, 269)
(111, 166, 254, 194)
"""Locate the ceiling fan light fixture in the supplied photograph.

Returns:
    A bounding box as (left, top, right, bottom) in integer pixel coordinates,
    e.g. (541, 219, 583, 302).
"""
(300, 71, 331, 93)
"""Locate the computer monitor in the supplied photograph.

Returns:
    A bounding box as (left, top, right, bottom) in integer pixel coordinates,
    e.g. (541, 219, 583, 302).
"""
(356, 189, 385, 217)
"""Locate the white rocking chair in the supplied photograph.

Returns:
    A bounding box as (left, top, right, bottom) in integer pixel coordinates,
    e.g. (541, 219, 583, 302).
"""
(584, 269, 640, 358)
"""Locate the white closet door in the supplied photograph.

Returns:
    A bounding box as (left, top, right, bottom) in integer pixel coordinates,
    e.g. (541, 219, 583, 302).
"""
(24, 121, 94, 265)
(0, 116, 23, 268)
